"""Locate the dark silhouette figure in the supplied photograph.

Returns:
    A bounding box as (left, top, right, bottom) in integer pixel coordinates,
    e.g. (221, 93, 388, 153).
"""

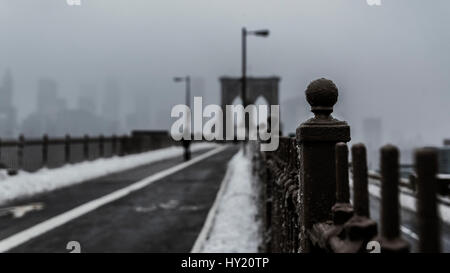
(182, 139, 191, 161)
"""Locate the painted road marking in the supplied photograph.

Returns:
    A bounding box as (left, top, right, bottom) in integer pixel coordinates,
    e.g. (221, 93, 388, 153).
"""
(0, 203, 44, 218)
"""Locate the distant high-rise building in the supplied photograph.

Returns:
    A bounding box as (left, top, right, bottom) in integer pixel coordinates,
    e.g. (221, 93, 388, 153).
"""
(0, 69, 13, 109)
(21, 78, 68, 137)
(78, 84, 98, 115)
(0, 69, 17, 137)
(37, 78, 60, 116)
(126, 91, 151, 131)
(101, 78, 121, 134)
(156, 108, 171, 131)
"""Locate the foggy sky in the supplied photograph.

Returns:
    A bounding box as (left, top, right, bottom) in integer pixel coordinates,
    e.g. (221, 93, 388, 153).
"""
(1, 0, 450, 147)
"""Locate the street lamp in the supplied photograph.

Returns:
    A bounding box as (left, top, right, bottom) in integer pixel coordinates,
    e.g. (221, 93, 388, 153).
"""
(241, 27, 270, 154)
(173, 76, 191, 107)
(174, 76, 192, 161)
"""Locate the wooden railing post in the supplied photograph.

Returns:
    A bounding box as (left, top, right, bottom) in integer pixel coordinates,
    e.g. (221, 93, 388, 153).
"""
(83, 134, 89, 161)
(42, 134, 48, 167)
(18, 134, 24, 170)
(378, 145, 409, 252)
(415, 147, 441, 253)
(65, 134, 71, 164)
(296, 78, 350, 251)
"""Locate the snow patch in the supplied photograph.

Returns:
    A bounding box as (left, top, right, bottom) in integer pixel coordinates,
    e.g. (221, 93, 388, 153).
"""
(0, 143, 216, 205)
(365, 178, 450, 224)
(195, 150, 262, 253)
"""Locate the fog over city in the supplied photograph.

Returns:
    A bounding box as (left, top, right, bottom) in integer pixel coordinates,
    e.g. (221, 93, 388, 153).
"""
(1, 0, 449, 160)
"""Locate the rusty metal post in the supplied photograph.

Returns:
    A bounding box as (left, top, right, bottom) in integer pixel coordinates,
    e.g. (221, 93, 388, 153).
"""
(415, 148, 441, 253)
(330, 143, 377, 252)
(83, 135, 89, 161)
(296, 78, 350, 251)
(18, 134, 24, 170)
(99, 134, 104, 158)
(65, 134, 71, 164)
(332, 142, 353, 225)
(352, 144, 369, 217)
(112, 135, 117, 156)
(120, 135, 127, 156)
(378, 145, 409, 252)
(42, 134, 48, 167)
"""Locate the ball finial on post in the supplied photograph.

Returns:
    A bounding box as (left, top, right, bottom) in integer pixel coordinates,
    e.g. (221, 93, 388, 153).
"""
(305, 78, 338, 117)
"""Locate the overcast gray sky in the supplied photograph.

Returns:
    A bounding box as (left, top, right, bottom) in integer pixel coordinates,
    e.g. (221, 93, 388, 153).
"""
(1, 0, 449, 147)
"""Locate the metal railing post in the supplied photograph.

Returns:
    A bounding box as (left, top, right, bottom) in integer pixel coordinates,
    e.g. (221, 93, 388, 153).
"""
(65, 134, 71, 164)
(99, 134, 104, 158)
(112, 135, 117, 156)
(296, 78, 350, 251)
(378, 145, 409, 252)
(83, 134, 89, 161)
(18, 134, 24, 170)
(42, 134, 48, 167)
(415, 147, 441, 253)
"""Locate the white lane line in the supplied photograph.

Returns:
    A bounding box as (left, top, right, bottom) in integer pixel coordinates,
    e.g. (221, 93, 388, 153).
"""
(400, 225, 419, 241)
(0, 145, 228, 253)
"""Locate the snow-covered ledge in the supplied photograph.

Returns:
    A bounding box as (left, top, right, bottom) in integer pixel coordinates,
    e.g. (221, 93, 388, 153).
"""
(0, 143, 217, 205)
(192, 150, 263, 253)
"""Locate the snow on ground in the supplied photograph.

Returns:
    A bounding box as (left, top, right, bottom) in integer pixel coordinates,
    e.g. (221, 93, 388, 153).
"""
(366, 180, 450, 224)
(0, 143, 217, 205)
(195, 150, 263, 253)
(351, 173, 450, 224)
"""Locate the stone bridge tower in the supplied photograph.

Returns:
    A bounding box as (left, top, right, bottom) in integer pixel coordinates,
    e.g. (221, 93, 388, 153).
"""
(220, 76, 280, 138)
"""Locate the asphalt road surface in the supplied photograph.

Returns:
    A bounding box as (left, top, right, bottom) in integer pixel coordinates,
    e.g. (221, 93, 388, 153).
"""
(367, 178, 450, 253)
(0, 145, 238, 253)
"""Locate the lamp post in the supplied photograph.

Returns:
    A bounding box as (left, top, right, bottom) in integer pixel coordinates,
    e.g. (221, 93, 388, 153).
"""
(174, 76, 191, 161)
(174, 76, 191, 108)
(241, 27, 270, 155)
